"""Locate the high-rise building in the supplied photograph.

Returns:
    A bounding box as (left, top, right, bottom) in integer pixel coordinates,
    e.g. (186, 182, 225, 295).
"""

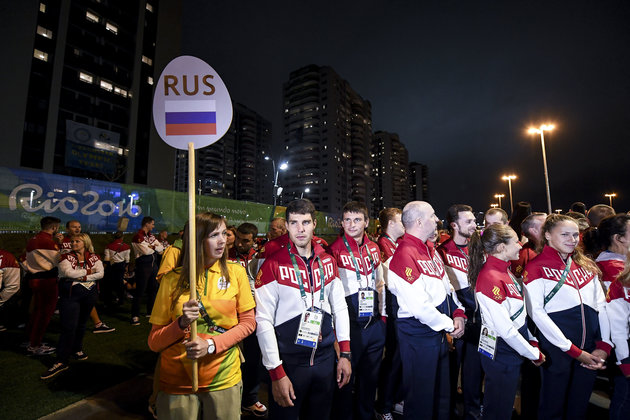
(372, 131, 410, 214)
(409, 161, 430, 202)
(1, 0, 180, 188)
(282, 64, 372, 214)
(174, 103, 273, 203)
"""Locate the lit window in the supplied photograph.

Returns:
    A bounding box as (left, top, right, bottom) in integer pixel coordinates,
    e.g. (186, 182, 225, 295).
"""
(73, 48, 80, 55)
(33, 49, 48, 62)
(147, 76, 154, 85)
(40, 3, 46, 13)
(79, 72, 93, 83)
(100, 80, 113, 91)
(105, 22, 118, 34)
(36, 25, 53, 38)
(114, 86, 128, 97)
(142, 55, 153, 65)
(86, 11, 99, 23)
(146, 3, 154, 12)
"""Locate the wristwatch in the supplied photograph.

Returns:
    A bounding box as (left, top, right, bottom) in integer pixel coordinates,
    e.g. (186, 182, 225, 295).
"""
(339, 351, 351, 362)
(206, 339, 215, 354)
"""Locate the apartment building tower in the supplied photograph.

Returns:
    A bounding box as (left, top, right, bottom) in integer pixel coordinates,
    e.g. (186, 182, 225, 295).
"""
(372, 131, 410, 215)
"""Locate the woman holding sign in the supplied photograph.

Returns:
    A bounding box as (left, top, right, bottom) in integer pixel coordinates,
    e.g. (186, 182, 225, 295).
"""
(524, 214, 611, 419)
(148, 212, 256, 420)
(468, 224, 544, 419)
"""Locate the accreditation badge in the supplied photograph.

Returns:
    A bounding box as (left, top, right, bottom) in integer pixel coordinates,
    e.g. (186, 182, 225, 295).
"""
(358, 288, 374, 317)
(295, 308, 323, 349)
(478, 324, 497, 359)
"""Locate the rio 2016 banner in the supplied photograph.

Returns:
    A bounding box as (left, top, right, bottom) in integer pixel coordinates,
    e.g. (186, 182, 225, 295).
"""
(0, 167, 343, 236)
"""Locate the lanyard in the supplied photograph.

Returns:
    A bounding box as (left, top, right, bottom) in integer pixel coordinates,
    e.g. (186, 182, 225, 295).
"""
(544, 257, 572, 307)
(454, 242, 469, 261)
(287, 243, 326, 309)
(343, 236, 376, 288)
(383, 234, 397, 249)
(506, 269, 525, 321)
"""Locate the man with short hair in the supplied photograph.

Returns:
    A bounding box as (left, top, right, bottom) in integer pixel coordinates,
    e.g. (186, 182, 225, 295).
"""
(230, 223, 258, 275)
(23, 216, 62, 355)
(437, 204, 482, 420)
(268, 217, 287, 241)
(330, 201, 386, 420)
(131, 216, 164, 325)
(388, 201, 466, 420)
(484, 207, 508, 226)
(60, 220, 82, 253)
(377, 208, 404, 262)
(255, 199, 351, 419)
(587, 204, 615, 227)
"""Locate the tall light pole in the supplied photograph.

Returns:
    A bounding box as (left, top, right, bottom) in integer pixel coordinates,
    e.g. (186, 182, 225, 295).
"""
(494, 194, 505, 209)
(501, 175, 517, 215)
(604, 193, 617, 207)
(300, 187, 310, 199)
(265, 156, 288, 206)
(528, 124, 555, 214)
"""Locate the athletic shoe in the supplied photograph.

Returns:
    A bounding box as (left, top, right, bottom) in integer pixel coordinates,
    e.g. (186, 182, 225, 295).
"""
(93, 323, 115, 333)
(242, 401, 268, 417)
(27, 344, 56, 356)
(148, 404, 158, 420)
(393, 402, 404, 415)
(74, 351, 88, 361)
(41, 362, 68, 379)
(375, 412, 394, 420)
(131, 316, 140, 326)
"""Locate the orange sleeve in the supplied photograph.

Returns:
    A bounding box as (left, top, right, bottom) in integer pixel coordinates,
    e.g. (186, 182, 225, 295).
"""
(148, 319, 186, 352)
(212, 308, 256, 354)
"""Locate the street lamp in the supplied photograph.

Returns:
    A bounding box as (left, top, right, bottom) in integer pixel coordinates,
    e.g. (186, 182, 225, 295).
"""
(528, 124, 555, 214)
(265, 156, 288, 206)
(490, 203, 499, 208)
(604, 193, 617, 207)
(494, 194, 505, 209)
(300, 187, 310, 199)
(501, 175, 517, 215)
(555, 209, 563, 214)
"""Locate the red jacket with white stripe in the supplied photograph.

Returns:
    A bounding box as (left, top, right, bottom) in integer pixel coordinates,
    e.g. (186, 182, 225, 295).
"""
(606, 279, 630, 376)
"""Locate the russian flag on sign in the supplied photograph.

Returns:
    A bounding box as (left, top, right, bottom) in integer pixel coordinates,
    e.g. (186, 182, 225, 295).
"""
(165, 100, 217, 136)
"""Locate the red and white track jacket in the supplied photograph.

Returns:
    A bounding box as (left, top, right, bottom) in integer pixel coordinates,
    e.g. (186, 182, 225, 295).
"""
(606, 279, 630, 375)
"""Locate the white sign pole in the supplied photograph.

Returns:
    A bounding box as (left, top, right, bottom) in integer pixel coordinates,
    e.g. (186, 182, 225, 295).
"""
(187, 142, 198, 391)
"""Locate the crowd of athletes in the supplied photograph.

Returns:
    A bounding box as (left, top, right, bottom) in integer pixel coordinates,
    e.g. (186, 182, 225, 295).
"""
(0, 199, 628, 420)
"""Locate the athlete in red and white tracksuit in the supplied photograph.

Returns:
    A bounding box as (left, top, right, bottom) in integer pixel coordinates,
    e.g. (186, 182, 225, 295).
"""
(524, 245, 612, 419)
(377, 234, 398, 262)
(254, 239, 350, 420)
(388, 234, 466, 420)
(437, 238, 483, 419)
(476, 255, 543, 419)
(596, 250, 626, 292)
(329, 232, 386, 420)
(606, 278, 630, 418)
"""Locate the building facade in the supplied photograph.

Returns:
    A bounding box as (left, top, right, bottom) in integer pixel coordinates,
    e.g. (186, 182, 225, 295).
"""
(1, 0, 180, 188)
(409, 161, 430, 202)
(372, 131, 410, 215)
(281, 64, 373, 214)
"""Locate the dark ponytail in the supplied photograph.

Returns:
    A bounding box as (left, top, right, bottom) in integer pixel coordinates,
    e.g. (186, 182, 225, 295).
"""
(467, 224, 516, 290)
(468, 231, 485, 290)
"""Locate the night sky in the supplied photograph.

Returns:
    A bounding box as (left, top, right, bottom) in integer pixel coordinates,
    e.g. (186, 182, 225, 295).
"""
(181, 0, 630, 217)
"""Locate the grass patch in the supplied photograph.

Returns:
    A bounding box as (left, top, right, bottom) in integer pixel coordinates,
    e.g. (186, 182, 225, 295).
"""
(0, 301, 157, 419)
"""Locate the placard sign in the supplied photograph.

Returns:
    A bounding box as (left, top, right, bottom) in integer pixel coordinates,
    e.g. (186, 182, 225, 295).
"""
(152, 55, 233, 150)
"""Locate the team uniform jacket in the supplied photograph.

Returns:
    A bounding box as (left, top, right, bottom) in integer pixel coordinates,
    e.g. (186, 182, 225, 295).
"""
(132, 229, 164, 262)
(476, 256, 541, 363)
(0, 250, 20, 306)
(596, 251, 626, 291)
(58, 251, 104, 290)
(523, 245, 612, 358)
(510, 241, 538, 279)
(377, 234, 398, 262)
(250, 233, 328, 276)
(329, 233, 386, 325)
(606, 279, 630, 376)
(23, 231, 60, 276)
(60, 236, 73, 254)
(437, 238, 478, 321)
(254, 239, 350, 380)
(103, 238, 131, 265)
(229, 247, 257, 291)
(388, 234, 466, 337)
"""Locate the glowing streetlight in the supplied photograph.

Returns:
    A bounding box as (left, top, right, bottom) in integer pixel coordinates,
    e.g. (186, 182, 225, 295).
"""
(490, 203, 499, 208)
(555, 209, 563, 214)
(265, 156, 289, 206)
(604, 193, 617, 207)
(300, 187, 310, 199)
(528, 124, 555, 214)
(494, 194, 505, 209)
(501, 175, 517, 215)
